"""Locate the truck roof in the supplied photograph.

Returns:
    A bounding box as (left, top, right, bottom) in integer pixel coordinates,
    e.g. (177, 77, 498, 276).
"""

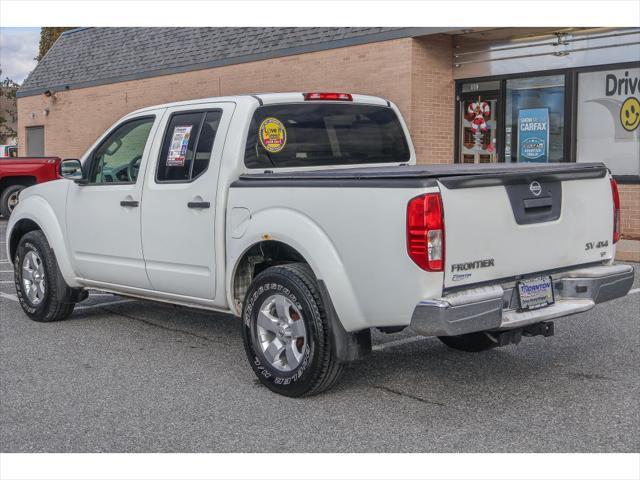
(128, 92, 390, 116)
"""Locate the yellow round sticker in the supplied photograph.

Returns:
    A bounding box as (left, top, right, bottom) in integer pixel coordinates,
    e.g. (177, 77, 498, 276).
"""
(259, 117, 287, 153)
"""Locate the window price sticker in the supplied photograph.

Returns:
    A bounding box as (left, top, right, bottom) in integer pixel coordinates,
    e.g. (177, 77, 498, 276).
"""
(167, 125, 192, 166)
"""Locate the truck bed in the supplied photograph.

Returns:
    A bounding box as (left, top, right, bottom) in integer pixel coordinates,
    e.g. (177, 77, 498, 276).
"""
(231, 160, 615, 303)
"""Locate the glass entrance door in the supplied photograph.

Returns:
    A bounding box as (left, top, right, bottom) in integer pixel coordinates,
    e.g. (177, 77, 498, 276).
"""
(459, 93, 499, 163)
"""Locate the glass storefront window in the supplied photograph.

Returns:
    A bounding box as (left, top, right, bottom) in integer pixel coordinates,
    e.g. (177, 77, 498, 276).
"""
(576, 67, 640, 177)
(505, 75, 566, 163)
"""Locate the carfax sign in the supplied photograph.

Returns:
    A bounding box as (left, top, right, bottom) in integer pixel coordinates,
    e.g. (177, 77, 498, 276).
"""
(517, 108, 549, 163)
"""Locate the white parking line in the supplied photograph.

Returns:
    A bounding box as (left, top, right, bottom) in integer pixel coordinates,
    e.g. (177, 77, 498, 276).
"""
(0, 291, 136, 310)
(628, 288, 640, 295)
(0, 280, 14, 284)
(0, 270, 13, 273)
(75, 299, 136, 310)
(0, 291, 18, 301)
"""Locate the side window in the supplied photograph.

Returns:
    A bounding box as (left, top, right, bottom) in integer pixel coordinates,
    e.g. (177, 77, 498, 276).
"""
(157, 110, 222, 182)
(88, 117, 154, 185)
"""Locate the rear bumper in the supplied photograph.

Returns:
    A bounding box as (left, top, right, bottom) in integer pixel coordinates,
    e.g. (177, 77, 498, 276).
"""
(410, 263, 634, 337)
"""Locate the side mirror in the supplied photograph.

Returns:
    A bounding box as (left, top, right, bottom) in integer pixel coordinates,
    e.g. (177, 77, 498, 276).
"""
(60, 159, 86, 183)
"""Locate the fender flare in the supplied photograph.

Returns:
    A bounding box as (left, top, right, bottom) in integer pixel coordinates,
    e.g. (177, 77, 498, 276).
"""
(7, 195, 81, 288)
(227, 206, 366, 332)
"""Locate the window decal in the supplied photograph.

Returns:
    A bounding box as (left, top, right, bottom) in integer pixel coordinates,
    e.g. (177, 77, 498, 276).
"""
(167, 125, 193, 166)
(259, 117, 287, 153)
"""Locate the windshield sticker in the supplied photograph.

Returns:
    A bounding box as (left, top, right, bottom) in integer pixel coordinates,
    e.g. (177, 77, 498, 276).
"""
(259, 118, 287, 153)
(167, 125, 192, 166)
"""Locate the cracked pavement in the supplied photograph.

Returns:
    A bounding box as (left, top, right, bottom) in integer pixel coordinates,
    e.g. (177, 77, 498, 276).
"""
(1, 219, 639, 452)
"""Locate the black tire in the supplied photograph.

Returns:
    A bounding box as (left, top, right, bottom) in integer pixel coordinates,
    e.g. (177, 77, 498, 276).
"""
(242, 263, 343, 397)
(438, 332, 497, 352)
(0, 184, 25, 218)
(14, 230, 76, 322)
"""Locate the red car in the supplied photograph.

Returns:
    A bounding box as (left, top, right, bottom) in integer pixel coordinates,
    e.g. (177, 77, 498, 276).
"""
(0, 157, 61, 217)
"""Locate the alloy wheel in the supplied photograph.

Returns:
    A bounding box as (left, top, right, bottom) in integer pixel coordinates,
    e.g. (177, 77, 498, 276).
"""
(7, 191, 20, 212)
(255, 294, 307, 372)
(22, 250, 46, 306)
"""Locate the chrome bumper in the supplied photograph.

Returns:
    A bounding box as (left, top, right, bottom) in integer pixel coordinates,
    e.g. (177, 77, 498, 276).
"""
(410, 264, 635, 337)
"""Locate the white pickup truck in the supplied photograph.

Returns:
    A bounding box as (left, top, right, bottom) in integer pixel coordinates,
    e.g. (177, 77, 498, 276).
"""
(6, 92, 634, 397)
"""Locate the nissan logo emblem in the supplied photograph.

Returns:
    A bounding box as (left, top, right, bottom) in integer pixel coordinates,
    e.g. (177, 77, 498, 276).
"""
(529, 181, 542, 196)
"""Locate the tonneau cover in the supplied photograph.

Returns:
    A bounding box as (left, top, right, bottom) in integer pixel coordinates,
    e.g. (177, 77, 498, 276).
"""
(234, 162, 608, 189)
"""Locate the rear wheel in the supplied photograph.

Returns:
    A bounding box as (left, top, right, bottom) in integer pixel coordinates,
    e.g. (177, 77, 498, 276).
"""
(0, 184, 26, 218)
(438, 331, 497, 352)
(14, 230, 76, 322)
(242, 263, 343, 397)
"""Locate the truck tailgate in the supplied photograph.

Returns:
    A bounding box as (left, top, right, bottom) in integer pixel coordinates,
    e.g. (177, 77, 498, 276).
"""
(438, 163, 614, 288)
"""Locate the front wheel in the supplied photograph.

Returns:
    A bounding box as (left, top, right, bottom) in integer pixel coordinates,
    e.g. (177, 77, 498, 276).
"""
(242, 263, 343, 397)
(14, 230, 76, 322)
(0, 184, 26, 218)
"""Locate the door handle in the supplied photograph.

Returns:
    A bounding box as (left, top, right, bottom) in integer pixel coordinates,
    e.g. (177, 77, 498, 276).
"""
(120, 200, 139, 207)
(187, 201, 210, 209)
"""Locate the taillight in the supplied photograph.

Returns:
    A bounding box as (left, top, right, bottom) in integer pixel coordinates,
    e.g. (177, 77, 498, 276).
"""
(611, 178, 621, 243)
(407, 193, 445, 271)
(303, 92, 353, 101)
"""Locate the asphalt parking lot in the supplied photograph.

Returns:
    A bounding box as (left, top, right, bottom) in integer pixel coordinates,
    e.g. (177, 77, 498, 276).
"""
(1, 218, 638, 453)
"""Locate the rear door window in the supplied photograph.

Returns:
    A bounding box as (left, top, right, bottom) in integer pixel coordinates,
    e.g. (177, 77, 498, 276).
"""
(244, 103, 410, 169)
(157, 110, 222, 182)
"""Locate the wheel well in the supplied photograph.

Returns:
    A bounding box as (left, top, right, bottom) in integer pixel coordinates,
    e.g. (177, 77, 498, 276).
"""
(232, 241, 308, 312)
(8, 219, 41, 262)
(0, 176, 37, 193)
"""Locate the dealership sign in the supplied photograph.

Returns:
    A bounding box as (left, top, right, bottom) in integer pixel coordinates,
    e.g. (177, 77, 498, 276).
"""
(517, 108, 549, 163)
(576, 67, 640, 177)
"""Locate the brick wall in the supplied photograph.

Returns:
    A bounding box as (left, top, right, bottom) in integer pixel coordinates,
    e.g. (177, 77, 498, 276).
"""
(18, 38, 420, 160)
(409, 35, 455, 165)
(17, 36, 456, 166)
(619, 184, 640, 240)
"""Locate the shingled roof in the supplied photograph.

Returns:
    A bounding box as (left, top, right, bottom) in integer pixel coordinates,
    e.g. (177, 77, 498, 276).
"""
(18, 27, 446, 97)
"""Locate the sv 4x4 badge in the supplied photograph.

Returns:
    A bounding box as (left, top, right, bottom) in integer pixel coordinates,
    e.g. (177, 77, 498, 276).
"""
(585, 240, 609, 250)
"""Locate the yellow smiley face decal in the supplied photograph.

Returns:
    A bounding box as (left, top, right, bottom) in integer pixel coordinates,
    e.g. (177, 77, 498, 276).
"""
(620, 96, 640, 132)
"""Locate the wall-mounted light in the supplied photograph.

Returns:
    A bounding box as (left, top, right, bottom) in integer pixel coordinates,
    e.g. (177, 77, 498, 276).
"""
(43, 90, 58, 101)
(43, 108, 50, 116)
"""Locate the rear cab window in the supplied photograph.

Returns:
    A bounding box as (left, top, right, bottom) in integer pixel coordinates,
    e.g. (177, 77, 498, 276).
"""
(244, 103, 410, 169)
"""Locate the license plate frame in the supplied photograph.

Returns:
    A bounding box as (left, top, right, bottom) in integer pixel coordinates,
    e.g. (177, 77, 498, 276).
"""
(517, 275, 555, 311)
